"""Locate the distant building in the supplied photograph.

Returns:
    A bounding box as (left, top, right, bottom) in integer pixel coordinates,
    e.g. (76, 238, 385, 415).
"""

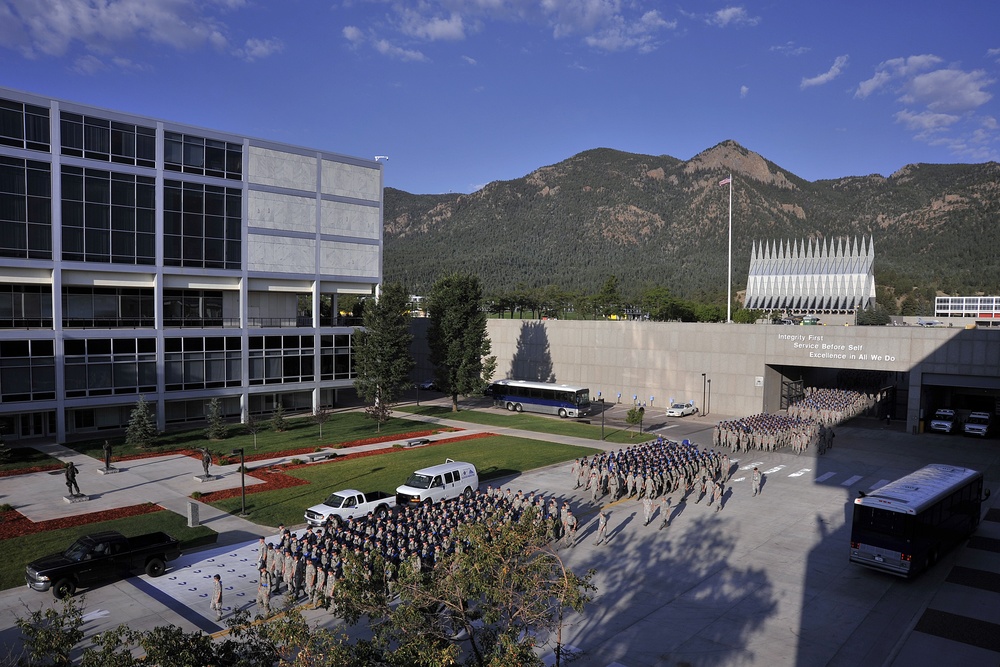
(0, 87, 382, 442)
(743, 237, 875, 314)
(935, 296, 1000, 326)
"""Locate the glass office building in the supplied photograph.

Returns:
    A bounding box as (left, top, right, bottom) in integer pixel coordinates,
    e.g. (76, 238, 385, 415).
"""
(0, 87, 382, 442)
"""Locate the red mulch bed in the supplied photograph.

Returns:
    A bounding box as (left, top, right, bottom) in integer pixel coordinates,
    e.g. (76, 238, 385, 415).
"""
(193, 432, 496, 503)
(0, 503, 164, 541)
(0, 463, 65, 478)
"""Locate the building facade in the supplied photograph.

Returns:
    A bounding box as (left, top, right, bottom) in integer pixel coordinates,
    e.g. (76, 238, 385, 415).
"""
(743, 237, 875, 313)
(935, 296, 1000, 327)
(0, 87, 382, 442)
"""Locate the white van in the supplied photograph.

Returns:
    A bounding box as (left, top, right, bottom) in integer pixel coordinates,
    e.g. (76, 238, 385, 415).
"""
(395, 459, 479, 506)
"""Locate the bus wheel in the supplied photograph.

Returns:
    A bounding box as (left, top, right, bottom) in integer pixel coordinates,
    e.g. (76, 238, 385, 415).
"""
(514, 404, 523, 412)
(558, 408, 567, 418)
(506, 402, 514, 411)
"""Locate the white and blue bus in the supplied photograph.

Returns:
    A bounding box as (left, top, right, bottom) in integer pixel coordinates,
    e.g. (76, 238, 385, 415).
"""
(490, 380, 591, 418)
(850, 463, 989, 577)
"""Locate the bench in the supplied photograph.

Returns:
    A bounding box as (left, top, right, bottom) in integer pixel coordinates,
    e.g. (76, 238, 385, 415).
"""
(404, 438, 430, 448)
(306, 451, 337, 462)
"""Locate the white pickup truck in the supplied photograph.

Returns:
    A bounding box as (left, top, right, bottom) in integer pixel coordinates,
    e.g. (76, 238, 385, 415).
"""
(304, 489, 396, 527)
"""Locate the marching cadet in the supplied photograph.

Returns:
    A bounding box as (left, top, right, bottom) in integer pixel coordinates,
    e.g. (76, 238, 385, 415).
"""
(594, 510, 610, 545)
(752, 467, 762, 496)
(642, 495, 653, 526)
(256, 566, 272, 617)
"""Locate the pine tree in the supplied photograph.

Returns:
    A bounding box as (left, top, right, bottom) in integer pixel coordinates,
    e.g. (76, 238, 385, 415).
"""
(204, 398, 228, 440)
(125, 395, 157, 449)
(353, 282, 414, 431)
(427, 274, 497, 412)
(270, 403, 287, 432)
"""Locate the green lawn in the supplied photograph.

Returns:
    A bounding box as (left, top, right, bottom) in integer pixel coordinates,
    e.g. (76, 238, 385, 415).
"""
(397, 405, 656, 444)
(0, 446, 64, 474)
(65, 412, 447, 462)
(210, 435, 601, 527)
(1, 511, 217, 592)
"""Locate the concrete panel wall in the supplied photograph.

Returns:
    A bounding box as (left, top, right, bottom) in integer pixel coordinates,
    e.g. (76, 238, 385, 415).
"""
(248, 147, 317, 191)
(319, 240, 378, 277)
(321, 161, 380, 201)
(248, 235, 315, 274)
(321, 200, 379, 240)
(248, 191, 316, 235)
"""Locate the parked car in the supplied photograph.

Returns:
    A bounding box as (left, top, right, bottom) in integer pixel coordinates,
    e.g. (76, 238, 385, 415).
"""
(304, 489, 396, 527)
(929, 408, 959, 434)
(25, 530, 181, 599)
(666, 402, 698, 417)
(396, 460, 479, 506)
(964, 412, 992, 437)
(415, 379, 437, 391)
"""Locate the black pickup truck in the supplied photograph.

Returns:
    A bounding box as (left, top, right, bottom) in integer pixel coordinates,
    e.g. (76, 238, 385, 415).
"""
(25, 530, 181, 599)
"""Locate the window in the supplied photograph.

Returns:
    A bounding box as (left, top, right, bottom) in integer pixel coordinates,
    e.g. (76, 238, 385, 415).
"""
(62, 287, 154, 327)
(249, 335, 314, 385)
(60, 112, 155, 167)
(164, 336, 242, 391)
(163, 180, 241, 269)
(62, 167, 154, 265)
(0, 157, 51, 259)
(0, 339, 55, 402)
(320, 334, 355, 380)
(163, 131, 242, 179)
(0, 284, 52, 328)
(63, 337, 156, 398)
(0, 98, 50, 151)
(163, 289, 228, 327)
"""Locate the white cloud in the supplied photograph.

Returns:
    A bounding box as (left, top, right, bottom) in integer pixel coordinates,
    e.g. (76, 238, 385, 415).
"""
(800, 55, 848, 89)
(740, 85, 749, 98)
(400, 10, 466, 41)
(854, 54, 943, 99)
(343, 25, 364, 46)
(901, 68, 993, 113)
(0, 0, 292, 62)
(235, 37, 283, 62)
(72, 54, 106, 75)
(708, 6, 760, 28)
(859, 53, 999, 162)
(462, 55, 477, 65)
(373, 39, 427, 62)
(770, 41, 808, 56)
(581, 9, 675, 52)
(989, 48, 1000, 62)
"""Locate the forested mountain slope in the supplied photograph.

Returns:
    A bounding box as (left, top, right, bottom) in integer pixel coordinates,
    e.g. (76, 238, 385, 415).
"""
(384, 140, 1000, 302)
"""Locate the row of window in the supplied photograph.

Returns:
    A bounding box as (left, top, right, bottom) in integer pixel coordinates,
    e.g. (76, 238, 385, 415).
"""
(2, 95, 244, 182)
(163, 180, 242, 269)
(0, 336, 354, 403)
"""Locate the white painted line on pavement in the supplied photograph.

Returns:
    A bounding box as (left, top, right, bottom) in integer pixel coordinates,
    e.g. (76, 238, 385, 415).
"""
(763, 465, 786, 474)
(869, 479, 890, 490)
(740, 461, 764, 470)
(815, 472, 836, 482)
(841, 475, 863, 487)
(788, 468, 812, 477)
(732, 476, 746, 482)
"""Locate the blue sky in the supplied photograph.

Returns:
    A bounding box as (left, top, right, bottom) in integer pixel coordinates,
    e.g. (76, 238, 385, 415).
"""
(2, 1, 998, 194)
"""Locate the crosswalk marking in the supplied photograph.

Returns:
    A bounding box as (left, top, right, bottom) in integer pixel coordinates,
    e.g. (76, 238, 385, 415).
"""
(740, 461, 764, 470)
(869, 479, 890, 490)
(788, 468, 812, 477)
(763, 464, 786, 474)
(815, 472, 836, 482)
(841, 475, 863, 487)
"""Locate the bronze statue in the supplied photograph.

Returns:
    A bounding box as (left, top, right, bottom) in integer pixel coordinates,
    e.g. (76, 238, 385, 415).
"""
(103, 440, 113, 470)
(200, 448, 212, 476)
(64, 462, 81, 495)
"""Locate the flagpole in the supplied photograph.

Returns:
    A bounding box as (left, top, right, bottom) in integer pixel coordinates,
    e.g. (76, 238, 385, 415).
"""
(727, 173, 732, 323)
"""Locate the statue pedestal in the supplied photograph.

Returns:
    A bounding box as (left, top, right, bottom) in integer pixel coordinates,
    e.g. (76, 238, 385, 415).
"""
(194, 474, 218, 483)
(97, 466, 120, 475)
(63, 494, 90, 504)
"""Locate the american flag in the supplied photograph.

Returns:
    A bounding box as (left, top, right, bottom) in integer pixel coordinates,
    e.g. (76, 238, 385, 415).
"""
(719, 177, 731, 186)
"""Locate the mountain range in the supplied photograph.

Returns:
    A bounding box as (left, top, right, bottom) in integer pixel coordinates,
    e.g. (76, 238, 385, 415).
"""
(383, 140, 1000, 305)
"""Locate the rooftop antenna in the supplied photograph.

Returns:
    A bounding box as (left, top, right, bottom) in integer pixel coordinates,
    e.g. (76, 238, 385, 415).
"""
(374, 155, 389, 162)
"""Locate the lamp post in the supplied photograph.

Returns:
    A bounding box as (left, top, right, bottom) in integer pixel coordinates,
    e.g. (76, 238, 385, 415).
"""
(702, 373, 706, 415)
(706, 380, 711, 416)
(231, 448, 246, 517)
(597, 397, 606, 440)
(638, 406, 645, 435)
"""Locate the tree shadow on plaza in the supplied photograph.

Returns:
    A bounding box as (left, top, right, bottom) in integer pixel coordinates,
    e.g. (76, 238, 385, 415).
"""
(508, 321, 556, 382)
(546, 511, 778, 666)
